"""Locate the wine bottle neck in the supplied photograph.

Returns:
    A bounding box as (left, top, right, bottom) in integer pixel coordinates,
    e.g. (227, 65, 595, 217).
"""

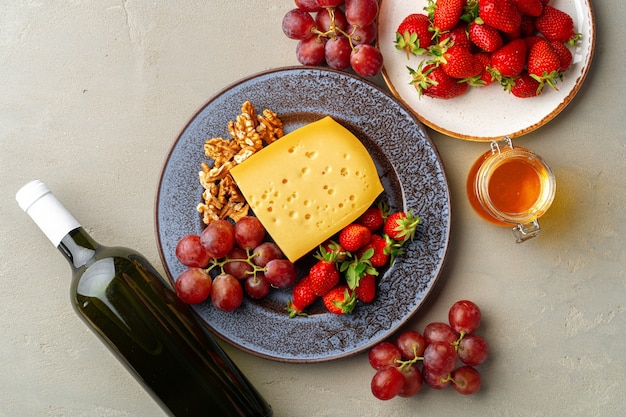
(16, 180, 82, 247)
(58, 227, 99, 269)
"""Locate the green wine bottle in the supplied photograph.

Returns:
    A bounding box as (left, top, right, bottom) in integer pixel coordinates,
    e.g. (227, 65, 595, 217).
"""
(16, 180, 273, 417)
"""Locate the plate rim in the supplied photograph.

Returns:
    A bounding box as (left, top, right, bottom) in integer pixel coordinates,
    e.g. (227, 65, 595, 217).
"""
(377, 0, 597, 142)
(154, 65, 452, 363)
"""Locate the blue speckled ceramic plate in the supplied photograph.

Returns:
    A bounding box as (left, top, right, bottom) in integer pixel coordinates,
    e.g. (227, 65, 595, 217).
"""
(155, 67, 451, 363)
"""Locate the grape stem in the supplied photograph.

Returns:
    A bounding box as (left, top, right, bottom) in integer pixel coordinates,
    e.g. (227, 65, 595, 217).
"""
(394, 346, 424, 372)
(310, 6, 362, 51)
(204, 248, 264, 277)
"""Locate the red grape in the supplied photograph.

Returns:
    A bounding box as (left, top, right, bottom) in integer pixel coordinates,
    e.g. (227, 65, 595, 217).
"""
(316, 7, 348, 33)
(458, 334, 489, 366)
(350, 44, 383, 77)
(223, 247, 254, 280)
(282, 8, 316, 40)
(318, 0, 345, 7)
(423, 322, 458, 345)
(350, 22, 377, 46)
(175, 267, 212, 304)
(295, 0, 322, 12)
(451, 366, 481, 395)
(449, 300, 482, 335)
(296, 36, 327, 66)
(210, 273, 243, 312)
(398, 365, 423, 397)
(325, 36, 352, 70)
(396, 330, 426, 360)
(245, 273, 271, 299)
(371, 366, 404, 400)
(264, 259, 297, 288)
(345, 0, 379, 27)
(368, 342, 401, 370)
(175, 234, 211, 267)
(234, 216, 266, 250)
(422, 367, 451, 390)
(252, 242, 284, 267)
(423, 341, 458, 376)
(200, 219, 235, 259)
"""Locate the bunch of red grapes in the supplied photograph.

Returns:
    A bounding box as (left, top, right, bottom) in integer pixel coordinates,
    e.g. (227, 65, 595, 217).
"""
(368, 300, 489, 400)
(174, 216, 297, 312)
(283, 0, 384, 77)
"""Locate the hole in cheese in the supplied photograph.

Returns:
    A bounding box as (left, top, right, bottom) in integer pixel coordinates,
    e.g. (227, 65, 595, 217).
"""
(230, 116, 383, 262)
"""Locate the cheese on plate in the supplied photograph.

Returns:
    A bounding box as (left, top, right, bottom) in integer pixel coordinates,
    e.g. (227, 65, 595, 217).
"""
(230, 116, 383, 262)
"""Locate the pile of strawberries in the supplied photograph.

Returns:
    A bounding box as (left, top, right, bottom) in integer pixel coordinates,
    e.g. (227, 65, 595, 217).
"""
(395, 0, 582, 99)
(287, 203, 421, 317)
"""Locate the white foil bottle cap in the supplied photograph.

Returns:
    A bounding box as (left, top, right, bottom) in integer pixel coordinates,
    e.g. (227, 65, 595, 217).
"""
(16, 180, 81, 246)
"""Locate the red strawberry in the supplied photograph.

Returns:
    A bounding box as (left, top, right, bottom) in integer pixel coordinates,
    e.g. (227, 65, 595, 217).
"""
(439, 23, 474, 50)
(513, 0, 543, 17)
(322, 240, 347, 262)
(441, 45, 481, 79)
(383, 210, 421, 243)
(356, 204, 386, 232)
(286, 276, 317, 318)
(489, 38, 527, 81)
(534, 5, 580, 44)
(322, 285, 356, 315)
(309, 248, 340, 296)
(479, 0, 522, 34)
(509, 71, 542, 98)
(409, 62, 469, 99)
(358, 234, 390, 267)
(550, 41, 572, 71)
(527, 38, 562, 91)
(339, 223, 371, 252)
(469, 51, 495, 87)
(432, 0, 466, 32)
(468, 21, 503, 52)
(395, 13, 433, 58)
(354, 273, 376, 303)
(520, 15, 537, 36)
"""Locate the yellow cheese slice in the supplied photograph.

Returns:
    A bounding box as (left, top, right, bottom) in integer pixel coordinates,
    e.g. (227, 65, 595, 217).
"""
(230, 116, 383, 262)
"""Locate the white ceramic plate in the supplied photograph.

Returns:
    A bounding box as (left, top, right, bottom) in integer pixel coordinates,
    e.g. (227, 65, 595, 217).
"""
(378, 0, 596, 141)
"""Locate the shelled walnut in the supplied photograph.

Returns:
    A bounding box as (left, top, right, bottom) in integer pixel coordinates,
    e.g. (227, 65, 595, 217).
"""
(197, 101, 284, 224)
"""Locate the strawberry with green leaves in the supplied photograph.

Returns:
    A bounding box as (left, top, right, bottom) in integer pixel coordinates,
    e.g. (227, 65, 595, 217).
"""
(384, 210, 421, 244)
(409, 62, 469, 99)
(489, 38, 527, 81)
(395, 13, 433, 58)
(534, 5, 581, 44)
(358, 234, 391, 268)
(440, 45, 481, 79)
(309, 247, 340, 296)
(323, 285, 357, 315)
(286, 275, 317, 318)
(431, 0, 466, 32)
(508, 71, 542, 98)
(527, 38, 562, 92)
(338, 223, 371, 252)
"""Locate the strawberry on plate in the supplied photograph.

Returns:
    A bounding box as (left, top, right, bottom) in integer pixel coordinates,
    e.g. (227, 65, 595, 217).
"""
(286, 275, 317, 318)
(489, 38, 528, 81)
(431, 0, 466, 32)
(354, 273, 377, 303)
(309, 248, 340, 296)
(527, 38, 562, 92)
(395, 13, 433, 58)
(322, 285, 357, 315)
(339, 223, 372, 252)
(478, 0, 522, 34)
(383, 210, 422, 244)
(409, 62, 469, 99)
(534, 5, 581, 44)
(508, 71, 542, 98)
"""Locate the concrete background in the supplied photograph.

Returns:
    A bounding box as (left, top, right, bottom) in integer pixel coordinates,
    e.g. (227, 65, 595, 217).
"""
(1, 1, 624, 416)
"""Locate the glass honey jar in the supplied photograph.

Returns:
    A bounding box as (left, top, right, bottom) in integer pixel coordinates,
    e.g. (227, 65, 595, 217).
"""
(467, 137, 556, 242)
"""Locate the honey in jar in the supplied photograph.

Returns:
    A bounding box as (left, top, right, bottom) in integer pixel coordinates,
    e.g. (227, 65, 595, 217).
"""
(467, 137, 556, 242)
